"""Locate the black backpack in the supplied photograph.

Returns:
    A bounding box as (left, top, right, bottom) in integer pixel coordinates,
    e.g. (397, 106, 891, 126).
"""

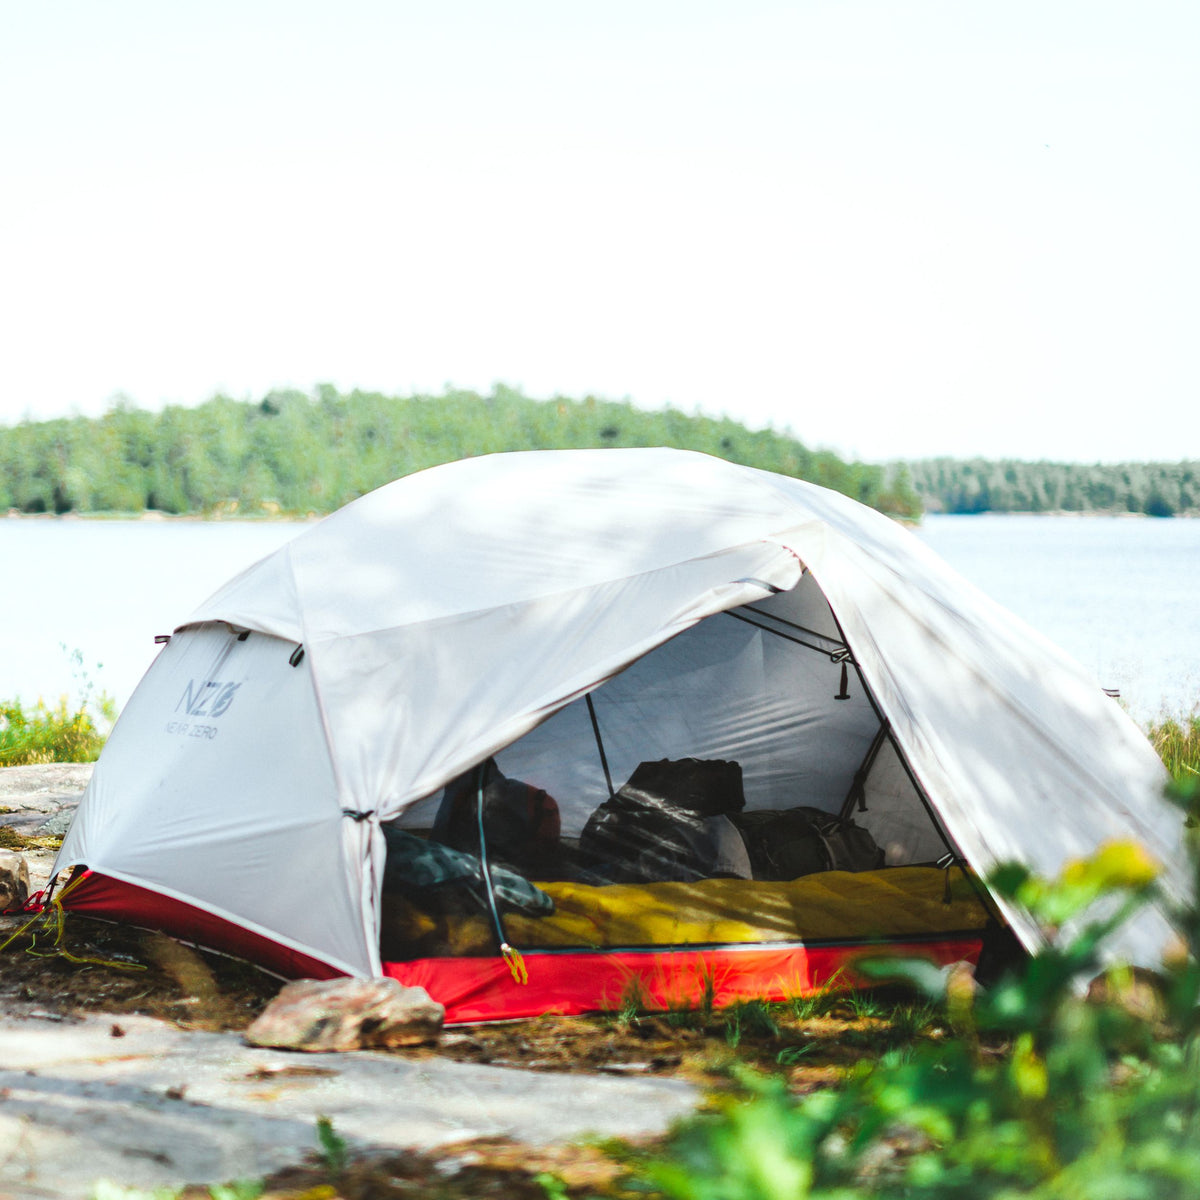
(433, 758, 562, 876)
(731, 806, 884, 880)
(579, 758, 749, 883)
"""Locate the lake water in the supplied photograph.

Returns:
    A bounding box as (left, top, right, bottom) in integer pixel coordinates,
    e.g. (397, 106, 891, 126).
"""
(2, 513, 1197, 724)
(916, 514, 1200, 722)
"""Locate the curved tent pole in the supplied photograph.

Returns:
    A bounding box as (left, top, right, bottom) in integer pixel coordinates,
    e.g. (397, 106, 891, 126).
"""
(586, 693, 616, 800)
(839, 723, 889, 819)
(723, 610, 848, 660)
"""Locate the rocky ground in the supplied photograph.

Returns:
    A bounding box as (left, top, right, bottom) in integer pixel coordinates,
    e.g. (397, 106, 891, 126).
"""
(0, 761, 92, 893)
(0, 764, 922, 1200)
(0, 766, 699, 1198)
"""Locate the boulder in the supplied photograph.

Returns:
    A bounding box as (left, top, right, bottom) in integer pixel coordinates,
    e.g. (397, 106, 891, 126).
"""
(244, 977, 444, 1052)
(0, 849, 30, 911)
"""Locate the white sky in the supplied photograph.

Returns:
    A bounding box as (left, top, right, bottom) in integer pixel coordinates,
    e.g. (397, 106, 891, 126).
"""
(2, 1, 1197, 462)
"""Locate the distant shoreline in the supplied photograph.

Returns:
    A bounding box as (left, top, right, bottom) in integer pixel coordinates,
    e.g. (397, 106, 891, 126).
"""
(920, 509, 1199, 520)
(4, 507, 1194, 524)
(2, 508, 319, 523)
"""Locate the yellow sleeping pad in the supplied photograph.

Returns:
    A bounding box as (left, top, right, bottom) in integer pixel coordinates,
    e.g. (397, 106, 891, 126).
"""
(380, 866, 991, 959)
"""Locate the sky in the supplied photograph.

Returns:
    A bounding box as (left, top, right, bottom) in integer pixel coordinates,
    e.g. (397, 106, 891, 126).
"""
(2, 1, 1198, 463)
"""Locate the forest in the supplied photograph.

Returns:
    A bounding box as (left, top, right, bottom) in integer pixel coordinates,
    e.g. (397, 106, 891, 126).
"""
(5, 389, 1193, 521)
(905, 456, 1200, 516)
(0, 386, 920, 518)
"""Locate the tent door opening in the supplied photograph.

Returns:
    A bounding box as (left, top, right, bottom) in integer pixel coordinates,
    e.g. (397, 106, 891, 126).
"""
(379, 573, 983, 973)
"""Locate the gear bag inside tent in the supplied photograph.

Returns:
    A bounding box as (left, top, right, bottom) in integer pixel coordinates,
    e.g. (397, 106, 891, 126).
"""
(52, 448, 1185, 1023)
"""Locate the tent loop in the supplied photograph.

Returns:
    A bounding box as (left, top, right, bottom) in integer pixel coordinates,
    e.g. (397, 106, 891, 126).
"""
(340, 808, 375, 822)
(831, 649, 853, 701)
(735, 576, 783, 594)
(936, 852, 965, 904)
(289, 645, 305, 668)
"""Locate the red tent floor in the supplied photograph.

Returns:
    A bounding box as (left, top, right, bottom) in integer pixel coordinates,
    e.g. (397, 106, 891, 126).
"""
(61, 871, 983, 1024)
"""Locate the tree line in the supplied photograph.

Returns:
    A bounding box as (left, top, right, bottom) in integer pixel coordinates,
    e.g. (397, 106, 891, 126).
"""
(0, 386, 921, 518)
(903, 457, 1200, 517)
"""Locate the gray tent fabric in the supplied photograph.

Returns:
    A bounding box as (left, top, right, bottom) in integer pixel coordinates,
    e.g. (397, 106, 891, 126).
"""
(55, 448, 1183, 977)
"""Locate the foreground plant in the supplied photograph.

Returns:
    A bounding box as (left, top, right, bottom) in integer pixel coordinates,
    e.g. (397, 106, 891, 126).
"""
(644, 782, 1200, 1199)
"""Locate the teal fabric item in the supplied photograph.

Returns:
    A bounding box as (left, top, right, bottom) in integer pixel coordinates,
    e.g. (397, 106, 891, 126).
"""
(381, 825, 554, 914)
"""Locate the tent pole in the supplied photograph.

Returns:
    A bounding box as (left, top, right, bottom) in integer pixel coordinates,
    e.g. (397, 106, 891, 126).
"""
(824, 606, 956, 851)
(585, 693, 616, 800)
(839, 723, 889, 820)
(723, 610, 847, 659)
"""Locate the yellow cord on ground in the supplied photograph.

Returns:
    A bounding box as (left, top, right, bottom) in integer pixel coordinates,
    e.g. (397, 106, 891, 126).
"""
(0, 874, 146, 971)
(501, 942, 528, 985)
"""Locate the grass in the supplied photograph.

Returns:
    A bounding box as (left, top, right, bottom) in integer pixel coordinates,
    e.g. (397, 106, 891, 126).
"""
(0, 693, 114, 765)
(723, 1001, 776, 1048)
(1147, 714, 1200, 783)
(1, 648, 115, 766)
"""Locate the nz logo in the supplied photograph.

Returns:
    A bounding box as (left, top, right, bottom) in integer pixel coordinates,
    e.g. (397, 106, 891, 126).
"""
(176, 680, 242, 718)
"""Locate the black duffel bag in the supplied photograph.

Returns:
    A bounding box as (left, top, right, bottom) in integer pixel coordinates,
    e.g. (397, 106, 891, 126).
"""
(579, 757, 750, 883)
(731, 805, 884, 880)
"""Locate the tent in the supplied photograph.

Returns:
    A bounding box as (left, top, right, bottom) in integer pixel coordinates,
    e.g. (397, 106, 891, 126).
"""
(54, 448, 1185, 1022)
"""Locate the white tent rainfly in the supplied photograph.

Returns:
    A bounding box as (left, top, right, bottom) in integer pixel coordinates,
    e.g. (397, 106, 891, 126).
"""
(54, 448, 1185, 1022)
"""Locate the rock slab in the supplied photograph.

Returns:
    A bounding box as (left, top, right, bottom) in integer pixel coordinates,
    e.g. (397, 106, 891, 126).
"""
(245, 976, 445, 1051)
(0, 849, 30, 911)
(0, 1007, 698, 1199)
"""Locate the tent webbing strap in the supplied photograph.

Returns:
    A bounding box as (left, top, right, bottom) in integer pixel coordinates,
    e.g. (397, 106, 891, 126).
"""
(586, 693, 616, 800)
(723, 610, 850, 662)
(475, 764, 528, 985)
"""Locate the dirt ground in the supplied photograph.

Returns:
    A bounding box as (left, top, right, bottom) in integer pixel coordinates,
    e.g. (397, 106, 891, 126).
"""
(0, 890, 943, 1199)
(0, 900, 918, 1083)
(0, 778, 949, 1199)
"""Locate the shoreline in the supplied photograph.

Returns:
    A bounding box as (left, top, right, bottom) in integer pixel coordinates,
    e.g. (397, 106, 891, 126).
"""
(3, 508, 320, 523)
(6, 507, 1198, 524)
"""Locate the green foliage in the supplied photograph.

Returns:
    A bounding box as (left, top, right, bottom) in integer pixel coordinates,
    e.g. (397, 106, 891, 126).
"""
(0, 648, 113, 758)
(315, 1114, 349, 1174)
(609, 973, 655, 1027)
(1, 647, 115, 764)
(0, 386, 921, 519)
(0, 693, 115, 765)
(205, 1184, 264, 1200)
(535, 1171, 572, 1199)
(725, 1000, 782, 1048)
(88, 1183, 263, 1200)
(89, 1185, 184, 1200)
(644, 832, 1200, 1199)
(785, 972, 848, 1021)
(904, 456, 1200, 516)
(1148, 716, 1200, 784)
